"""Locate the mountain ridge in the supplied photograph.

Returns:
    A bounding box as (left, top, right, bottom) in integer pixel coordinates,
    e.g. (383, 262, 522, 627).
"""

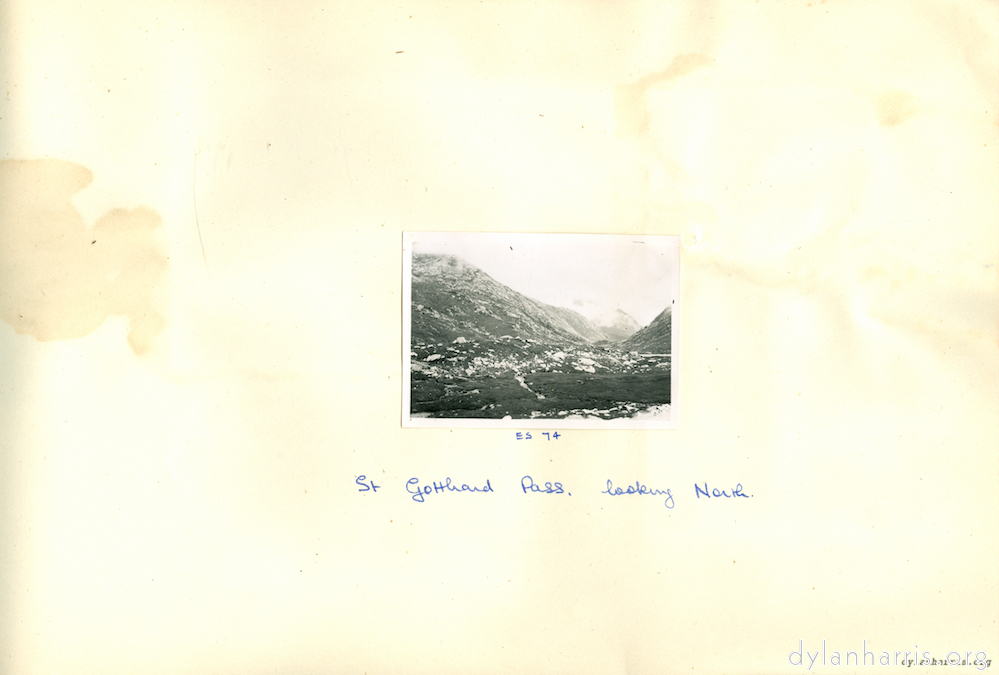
(622, 305, 671, 353)
(412, 253, 616, 345)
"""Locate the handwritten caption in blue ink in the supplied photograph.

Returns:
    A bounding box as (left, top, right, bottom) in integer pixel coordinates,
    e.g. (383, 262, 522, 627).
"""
(515, 432, 560, 441)
(602, 479, 675, 508)
(521, 475, 570, 496)
(694, 482, 752, 499)
(406, 477, 494, 503)
(362, 476, 750, 508)
(356, 475, 381, 492)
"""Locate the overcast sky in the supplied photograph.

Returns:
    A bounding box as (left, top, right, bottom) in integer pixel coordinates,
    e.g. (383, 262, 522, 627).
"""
(409, 232, 678, 327)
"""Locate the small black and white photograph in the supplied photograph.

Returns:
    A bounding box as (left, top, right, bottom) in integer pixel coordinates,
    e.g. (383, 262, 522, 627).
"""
(403, 232, 679, 428)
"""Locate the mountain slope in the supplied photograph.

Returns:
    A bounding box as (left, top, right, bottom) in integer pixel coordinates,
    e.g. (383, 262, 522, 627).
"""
(571, 302, 641, 342)
(410, 253, 606, 345)
(594, 308, 640, 342)
(622, 305, 671, 353)
(546, 306, 608, 342)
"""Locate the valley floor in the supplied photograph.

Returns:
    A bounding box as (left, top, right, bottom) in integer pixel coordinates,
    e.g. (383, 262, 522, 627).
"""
(409, 337, 670, 420)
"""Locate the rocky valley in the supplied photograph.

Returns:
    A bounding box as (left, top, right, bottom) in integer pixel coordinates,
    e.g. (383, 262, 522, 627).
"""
(409, 253, 672, 420)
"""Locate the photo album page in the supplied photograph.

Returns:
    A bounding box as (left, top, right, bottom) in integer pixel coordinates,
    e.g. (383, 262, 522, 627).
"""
(1, 1, 996, 673)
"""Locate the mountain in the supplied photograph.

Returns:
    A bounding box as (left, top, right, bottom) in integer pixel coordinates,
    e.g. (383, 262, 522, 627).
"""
(622, 305, 671, 353)
(409, 254, 672, 420)
(570, 302, 640, 342)
(546, 306, 608, 342)
(410, 253, 606, 345)
(594, 308, 641, 342)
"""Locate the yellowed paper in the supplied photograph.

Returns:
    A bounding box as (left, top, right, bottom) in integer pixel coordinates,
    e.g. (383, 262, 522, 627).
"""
(2, 1, 997, 673)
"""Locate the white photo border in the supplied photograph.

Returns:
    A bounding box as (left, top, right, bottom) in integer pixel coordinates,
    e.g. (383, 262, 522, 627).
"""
(402, 231, 680, 429)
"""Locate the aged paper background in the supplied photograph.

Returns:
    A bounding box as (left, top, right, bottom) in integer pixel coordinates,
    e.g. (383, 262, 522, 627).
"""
(1, 1, 996, 673)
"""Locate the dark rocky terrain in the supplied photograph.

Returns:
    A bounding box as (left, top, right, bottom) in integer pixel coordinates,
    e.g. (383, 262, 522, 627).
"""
(410, 253, 671, 420)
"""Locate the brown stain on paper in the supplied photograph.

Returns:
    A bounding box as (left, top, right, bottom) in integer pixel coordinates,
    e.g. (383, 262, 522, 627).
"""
(614, 54, 713, 137)
(876, 91, 919, 128)
(0, 159, 168, 354)
(614, 54, 718, 234)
